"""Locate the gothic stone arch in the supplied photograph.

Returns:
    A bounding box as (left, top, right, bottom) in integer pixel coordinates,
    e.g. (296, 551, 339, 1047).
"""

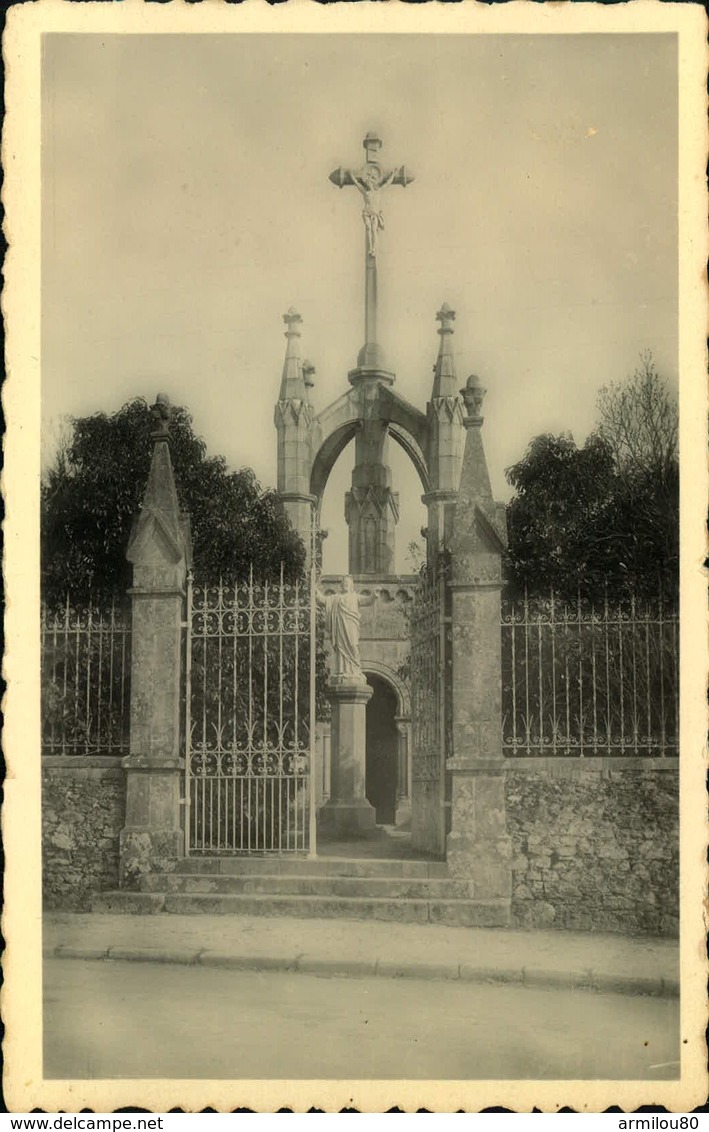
(309, 386, 430, 506)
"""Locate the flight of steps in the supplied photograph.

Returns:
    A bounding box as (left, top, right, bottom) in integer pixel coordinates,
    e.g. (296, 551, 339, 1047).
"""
(92, 856, 511, 927)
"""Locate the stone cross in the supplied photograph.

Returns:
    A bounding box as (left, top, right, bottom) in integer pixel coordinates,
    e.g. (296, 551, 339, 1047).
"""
(330, 132, 414, 370)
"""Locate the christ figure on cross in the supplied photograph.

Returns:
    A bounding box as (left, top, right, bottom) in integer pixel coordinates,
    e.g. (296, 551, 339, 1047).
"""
(352, 165, 398, 257)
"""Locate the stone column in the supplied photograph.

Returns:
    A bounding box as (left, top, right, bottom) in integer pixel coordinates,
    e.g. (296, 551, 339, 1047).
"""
(321, 722, 331, 801)
(447, 375, 512, 918)
(318, 674, 375, 837)
(119, 395, 191, 888)
(345, 377, 399, 575)
(360, 243, 383, 370)
(394, 716, 412, 827)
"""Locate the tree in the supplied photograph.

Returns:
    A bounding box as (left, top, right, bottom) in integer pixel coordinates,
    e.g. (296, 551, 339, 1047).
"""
(41, 398, 305, 607)
(597, 351, 678, 487)
(505, 432, 618, 598)
(595, 352, 679, 598)
(505, 354, 678, 601)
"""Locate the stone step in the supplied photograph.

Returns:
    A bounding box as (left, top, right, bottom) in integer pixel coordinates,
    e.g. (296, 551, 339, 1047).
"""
(176, 856, 448, 879)
(139, 873, 475, 899)
(91, 890, 511, 928)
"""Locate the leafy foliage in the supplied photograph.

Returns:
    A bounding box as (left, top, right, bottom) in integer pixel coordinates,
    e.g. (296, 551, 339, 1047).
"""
(41, 399, 305, 607)
(505, 355, 678, 602)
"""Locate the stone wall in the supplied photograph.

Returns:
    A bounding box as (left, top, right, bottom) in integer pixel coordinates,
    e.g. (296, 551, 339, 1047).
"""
(505, 758, 679, 937)
(42, 758, 126, 910)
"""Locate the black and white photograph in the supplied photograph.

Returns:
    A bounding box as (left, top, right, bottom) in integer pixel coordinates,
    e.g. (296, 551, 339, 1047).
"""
(3, 0, 707, 1114)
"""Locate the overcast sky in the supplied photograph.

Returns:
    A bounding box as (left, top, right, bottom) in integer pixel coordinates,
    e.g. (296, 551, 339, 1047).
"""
(42, 32, 678, 573)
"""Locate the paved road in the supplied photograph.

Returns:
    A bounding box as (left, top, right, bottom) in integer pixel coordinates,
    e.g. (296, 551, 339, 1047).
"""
(44, 959, 680, 1081)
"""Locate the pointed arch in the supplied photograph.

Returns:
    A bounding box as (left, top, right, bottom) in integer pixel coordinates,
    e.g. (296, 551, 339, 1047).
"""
(310, 386, 431, 502)
(310, 421, 361, 502)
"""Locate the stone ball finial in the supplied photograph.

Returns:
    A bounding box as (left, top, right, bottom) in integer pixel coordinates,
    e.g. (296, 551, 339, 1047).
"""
(283, 307, 303, 335)
(461, 373, 487, 420)
(150, 393, 172, 439)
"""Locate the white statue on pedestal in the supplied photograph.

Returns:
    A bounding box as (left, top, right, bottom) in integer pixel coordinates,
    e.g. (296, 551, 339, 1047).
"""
(317, 576, 375, 676)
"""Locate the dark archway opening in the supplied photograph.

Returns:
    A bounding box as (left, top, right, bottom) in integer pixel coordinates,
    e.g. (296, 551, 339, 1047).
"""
(365, 673, 398, 825)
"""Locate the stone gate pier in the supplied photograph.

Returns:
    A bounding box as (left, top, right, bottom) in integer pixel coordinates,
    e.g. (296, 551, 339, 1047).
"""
(446, 375, 512, 916)
(119, 396, 191, 888)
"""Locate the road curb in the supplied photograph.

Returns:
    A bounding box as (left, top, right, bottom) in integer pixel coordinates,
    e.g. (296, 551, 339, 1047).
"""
(53, 945, 110, 961)
(43, 943, 677, 997)
(459, 963, 524, 985)
(522, 966, 595, 992)
(108, 945, 202, 965)
(376, 959, 460, 981)
(298, 955, 378, 978)
(198, 951, 297, 972)
(590, 971, 670, 998)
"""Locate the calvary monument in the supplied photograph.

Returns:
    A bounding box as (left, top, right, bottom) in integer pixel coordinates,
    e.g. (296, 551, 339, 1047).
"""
(274, 131, 511, 907)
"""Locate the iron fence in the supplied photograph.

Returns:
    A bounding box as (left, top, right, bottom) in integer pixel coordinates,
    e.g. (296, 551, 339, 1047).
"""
(501, 590, 678, 757)
(185, 567, 314, 854)
(41, 597, 132, 757)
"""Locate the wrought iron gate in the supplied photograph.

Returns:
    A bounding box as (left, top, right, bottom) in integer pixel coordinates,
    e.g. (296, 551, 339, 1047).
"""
(184, 567, 316, 854)
(410, 555, 451, 857)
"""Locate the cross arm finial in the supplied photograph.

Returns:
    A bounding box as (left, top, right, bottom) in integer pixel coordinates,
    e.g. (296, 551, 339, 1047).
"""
(283, 307, 303, 335)
(436, 303, 456, 334)
(363, 131, 383, 163)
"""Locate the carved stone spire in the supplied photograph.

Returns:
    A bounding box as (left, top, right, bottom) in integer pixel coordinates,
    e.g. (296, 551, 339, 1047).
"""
(423, 305, 465, 556)
(274, 310, 316, 557)
(278, 307, 307, 402)
(431, 303, 458, 399)
(127, 394, 190, 576)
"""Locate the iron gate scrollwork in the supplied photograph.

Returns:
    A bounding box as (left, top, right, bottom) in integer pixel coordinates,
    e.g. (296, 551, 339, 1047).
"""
(184, 567, 315, 854)
(410, 553, 451, 857)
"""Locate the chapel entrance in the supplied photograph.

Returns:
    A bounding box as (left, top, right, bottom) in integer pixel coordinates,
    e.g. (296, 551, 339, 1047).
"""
(364, 673, 399, 825)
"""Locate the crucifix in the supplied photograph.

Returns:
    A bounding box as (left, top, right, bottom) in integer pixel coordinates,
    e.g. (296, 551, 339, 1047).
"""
(330, 132, 414, 370)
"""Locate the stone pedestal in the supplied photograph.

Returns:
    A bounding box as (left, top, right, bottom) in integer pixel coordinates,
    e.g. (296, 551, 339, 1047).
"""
(318, 675, 376, 837)
(120, 755, 184, 886)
